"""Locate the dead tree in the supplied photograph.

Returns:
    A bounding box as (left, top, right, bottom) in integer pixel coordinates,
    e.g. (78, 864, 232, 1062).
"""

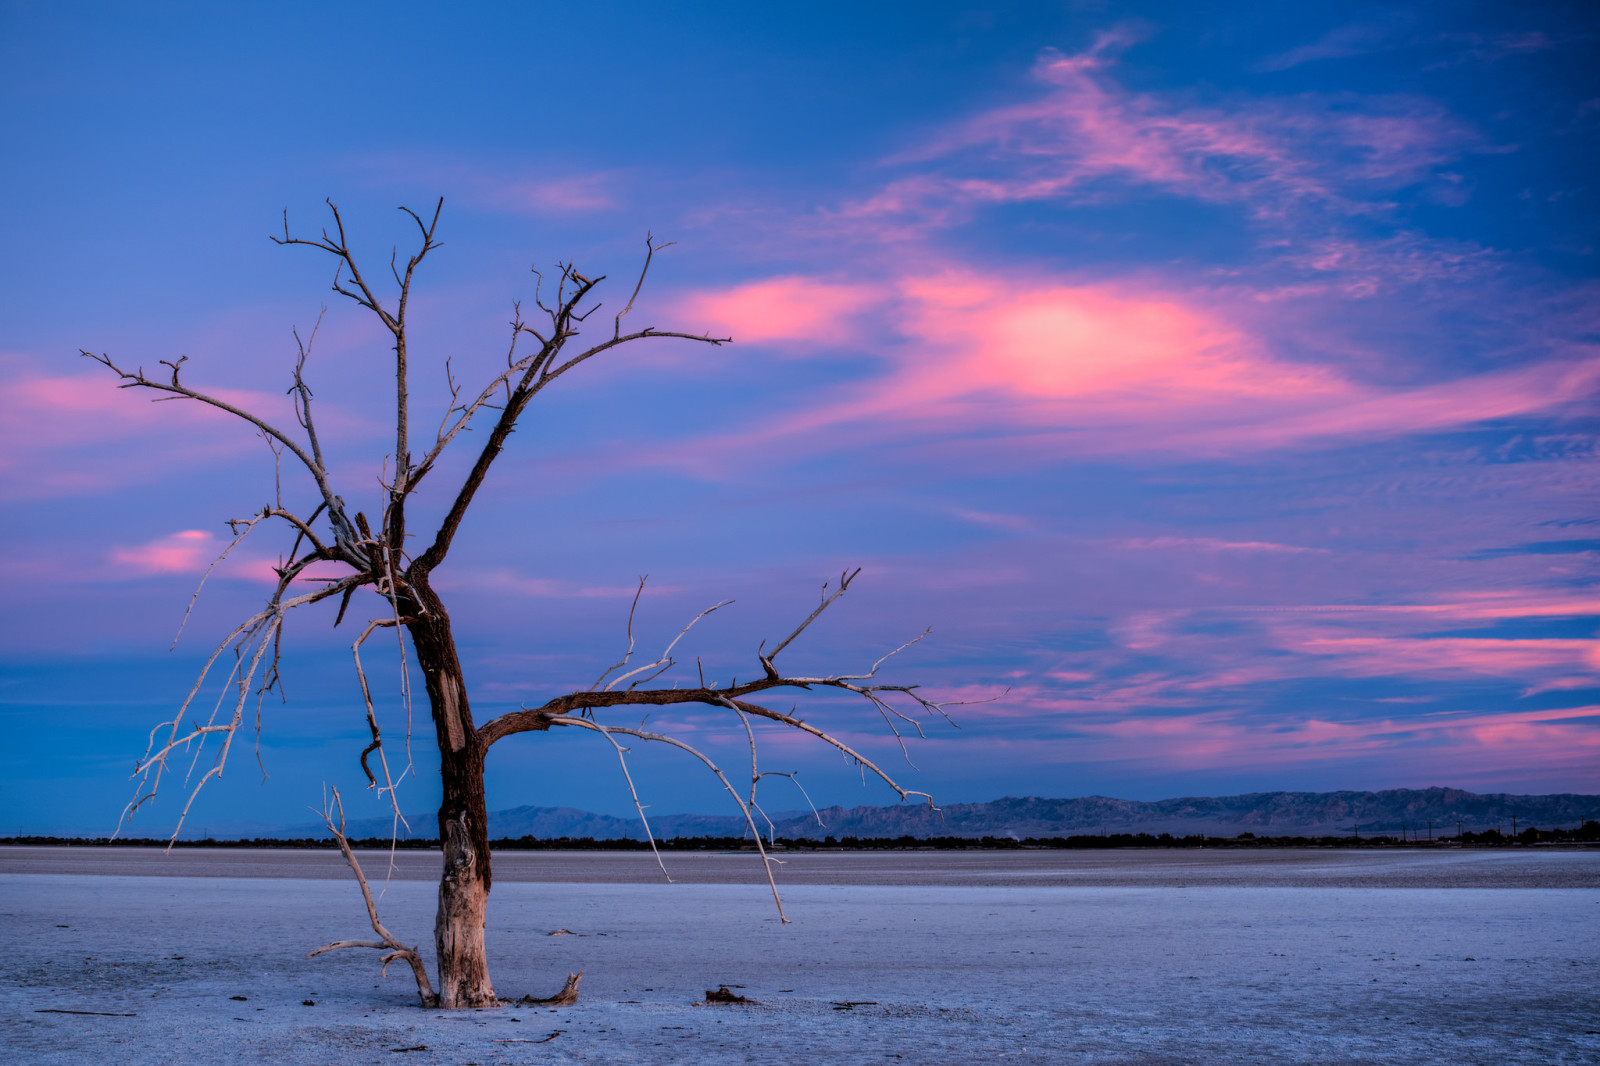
(86, 200, 958, 1009)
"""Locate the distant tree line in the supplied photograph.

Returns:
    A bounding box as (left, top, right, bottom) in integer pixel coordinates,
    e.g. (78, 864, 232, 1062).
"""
(5, 821, 1596, 850)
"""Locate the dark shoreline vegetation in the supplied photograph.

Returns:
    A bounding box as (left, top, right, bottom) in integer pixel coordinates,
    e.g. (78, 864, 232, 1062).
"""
(6, 822, 1597, 851)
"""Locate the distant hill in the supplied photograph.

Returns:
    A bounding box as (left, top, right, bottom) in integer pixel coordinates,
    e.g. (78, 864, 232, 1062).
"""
(303, 787, 1600, 841)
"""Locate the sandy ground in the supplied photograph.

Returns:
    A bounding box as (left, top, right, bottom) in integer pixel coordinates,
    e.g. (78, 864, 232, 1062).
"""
(2, 848, 1597, 1065)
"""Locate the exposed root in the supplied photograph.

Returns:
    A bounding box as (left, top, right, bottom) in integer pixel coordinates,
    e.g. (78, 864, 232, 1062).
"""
(513, 971, 582, 1006)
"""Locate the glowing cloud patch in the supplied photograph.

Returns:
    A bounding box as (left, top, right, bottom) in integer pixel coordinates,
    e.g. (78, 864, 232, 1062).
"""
(111, 529, 216, 575)
(896, 274, 1340, 407)
(681, 276, 882, 347)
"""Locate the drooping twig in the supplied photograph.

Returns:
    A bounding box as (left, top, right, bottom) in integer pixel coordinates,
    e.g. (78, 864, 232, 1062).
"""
(546, 715, 789, 922)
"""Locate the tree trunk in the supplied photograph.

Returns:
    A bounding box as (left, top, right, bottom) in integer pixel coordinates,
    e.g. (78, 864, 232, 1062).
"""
(408, 579, 498, 1009)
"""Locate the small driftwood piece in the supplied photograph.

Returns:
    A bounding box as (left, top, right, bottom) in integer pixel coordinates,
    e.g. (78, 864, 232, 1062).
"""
(494, 1031, 562, 1044)
(704, 985, 755, 1004)
(516, 972, 582, 1006)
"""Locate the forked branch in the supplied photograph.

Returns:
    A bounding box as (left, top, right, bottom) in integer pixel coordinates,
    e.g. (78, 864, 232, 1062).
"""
(308, 788, 438, 1007)
(475, 574, 977, 920)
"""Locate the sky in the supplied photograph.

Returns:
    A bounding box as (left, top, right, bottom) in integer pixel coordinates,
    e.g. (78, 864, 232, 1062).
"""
(2, 2, 1596, 835)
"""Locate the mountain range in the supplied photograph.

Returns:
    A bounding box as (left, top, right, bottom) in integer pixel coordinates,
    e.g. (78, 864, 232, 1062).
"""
(304, 787, 1600, 841)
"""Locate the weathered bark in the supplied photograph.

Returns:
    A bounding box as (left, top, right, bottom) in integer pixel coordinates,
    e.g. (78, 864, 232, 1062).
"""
(434, 808, 493, 1008)
(407, 572, 497, 1008)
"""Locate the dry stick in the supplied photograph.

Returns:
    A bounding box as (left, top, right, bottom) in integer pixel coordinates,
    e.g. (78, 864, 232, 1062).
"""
(378, 544, 418, 787)
(289, 310, 330, 473)
(584, 725, 672, 882)
(604, 589, 732, 688)
(116, 574, 365, 838)
(171, 516, 262, 650)
(767, 769, 827, 828)
(413, 310, 552, 483)
(761, 568, 860, 667)
(592, 577, 647, 691)
(167, 613, 281, 844)
(352, 619, 410, 831)
(729, 705, 775, 843)
(82, 351, 347, 547)
(613, 233, 673, 340)
(307, 788, 437, 1007)
(546, 715, 788, 923)
(356, 566, 419, 883)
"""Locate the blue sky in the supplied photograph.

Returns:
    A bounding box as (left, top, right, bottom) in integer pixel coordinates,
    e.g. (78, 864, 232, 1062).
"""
(2, 2, 1596, 834)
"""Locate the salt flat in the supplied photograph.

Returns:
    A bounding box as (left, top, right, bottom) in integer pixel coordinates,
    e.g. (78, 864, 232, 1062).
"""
(2, 848, 1596, 1064)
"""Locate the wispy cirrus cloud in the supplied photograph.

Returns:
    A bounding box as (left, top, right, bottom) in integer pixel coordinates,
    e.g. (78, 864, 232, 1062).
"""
(1049, 592, 1600, 711)
(1031, 701, 1600, 780)
(849, 30, 1482, 234)
(1255, 20, 1408, 72)
(1119, 537, 1328, 554)
(345, 152, 619, 215)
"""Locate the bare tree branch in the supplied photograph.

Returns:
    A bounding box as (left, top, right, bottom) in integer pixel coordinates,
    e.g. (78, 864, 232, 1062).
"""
(80, 350, 350, 545)
(352, 618, 415, 829)
(307, 788, 438, 1007)
(761, 567, 859, 670)
(546, 715, 789, 922)
(579, 722, 673, 882)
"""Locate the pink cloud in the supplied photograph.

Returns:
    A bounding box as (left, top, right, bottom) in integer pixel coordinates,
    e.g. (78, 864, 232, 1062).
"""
(654, 250, 1600, 472)
(894, 274, 1334, 404)
(680, 277, 883, 347)
(111, 529, 219, 575)
(976, 590, 1600, 730)
(979, 683, 1600, 782)
(662, 266, 1600, 466)
(693, 269, 1342, 426)
(1288, 636, 1597, 678)
(103, 528, 354, 586)
(1186, 353, 1600, 452)
(3, 368, 248, 447)
(1251, 595, 1600, 683)
(1120, 537, 1327, 554)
